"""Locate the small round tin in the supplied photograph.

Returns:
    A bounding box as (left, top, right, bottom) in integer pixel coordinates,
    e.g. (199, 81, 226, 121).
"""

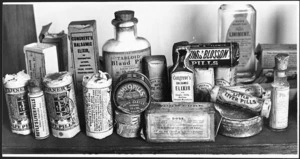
(115, 110, 141, 138)
(113, 72, 151, 114)
(214, 103, 263, 138)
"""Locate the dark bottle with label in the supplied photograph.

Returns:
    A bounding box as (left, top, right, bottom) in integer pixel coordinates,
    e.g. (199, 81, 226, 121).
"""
(171, 45, 194, 102)
(103, 10, 151, 85)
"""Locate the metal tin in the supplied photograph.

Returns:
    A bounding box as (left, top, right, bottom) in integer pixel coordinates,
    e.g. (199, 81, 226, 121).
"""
(142, 55, 168, 102)
(144, 102, 215, 142)
(115, 110, 141, 138)
(27, 80, 50, 139)
(2, 70, 31, 135)
(225, 83, 265, 97)
(187, 42, 240, 67)
(43, 71, 80, 138)
(194, 67, 214, 102)
(214, 103, 263, 138)
(113, 72, 151, 114)
(210, 86, 271, 118)
(82, 71, 113, 139)
(215, 66, 237, 86)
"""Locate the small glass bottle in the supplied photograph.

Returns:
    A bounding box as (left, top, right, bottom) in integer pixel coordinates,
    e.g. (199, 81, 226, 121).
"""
(103, 10, 151, 85)
(218, 4, 256, 83)
(171, 46, 194, 102)
(269, 53, 290, 131)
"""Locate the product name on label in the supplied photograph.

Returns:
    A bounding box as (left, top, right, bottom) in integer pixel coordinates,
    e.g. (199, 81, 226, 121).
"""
(5, 87, 25, 93)
(111, 55, 142, 66)
(189, 49, 230, 60)
(220, 90, 258, 106)
(117, 83, 146, 98)
(30, 99, 40, 136)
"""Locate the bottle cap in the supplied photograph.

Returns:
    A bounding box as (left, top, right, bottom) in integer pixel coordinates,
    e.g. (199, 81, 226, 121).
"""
(260, 98, 271, 118)
(275, 53, 289, 70)
(112, 10, 138, 26)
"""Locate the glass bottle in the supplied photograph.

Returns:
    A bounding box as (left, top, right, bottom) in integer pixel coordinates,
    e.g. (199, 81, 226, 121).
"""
(103, 10, 151, 85)
(171, 46, 194, 102)
(218, 4, 256, 83)
(269, 54, 290, 131)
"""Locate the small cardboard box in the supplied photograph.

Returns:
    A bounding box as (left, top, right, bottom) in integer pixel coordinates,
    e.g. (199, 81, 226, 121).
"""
(24, 43, 58, 84)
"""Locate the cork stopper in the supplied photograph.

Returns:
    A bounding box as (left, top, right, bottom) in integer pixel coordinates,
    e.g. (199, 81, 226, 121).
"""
(112, 10, 138, 25)
(28, 79, 42, 93)
(275, 53, 289, 70)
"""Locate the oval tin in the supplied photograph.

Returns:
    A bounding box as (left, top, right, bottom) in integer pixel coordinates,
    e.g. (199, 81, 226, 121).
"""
(113, 72, 151, 114)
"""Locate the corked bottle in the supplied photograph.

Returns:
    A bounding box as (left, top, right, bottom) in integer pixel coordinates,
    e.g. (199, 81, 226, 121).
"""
(103, 10, 151, 85)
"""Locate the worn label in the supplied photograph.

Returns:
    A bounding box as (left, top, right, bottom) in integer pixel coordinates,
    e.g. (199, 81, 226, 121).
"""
(116, 122, 140, 138)
(104, 47, 151, 83)
(116, 82, 149, 114)
(5, 87, 31, 132)
(25, 51, 45, 84)
(83, 86, 113, 133)
(28, 95, 49, 139)
(115, 110, 140, 125)
(44, 83, 80, 131)
(148, 114, 210, 140)
(194, 68, 214, 102)
(150, 78, 164, 102)
(227, 84, 263, 97)
(215, 67, 236, 86)
(269, 86, 289, 129)
(171, 72, 194, 102)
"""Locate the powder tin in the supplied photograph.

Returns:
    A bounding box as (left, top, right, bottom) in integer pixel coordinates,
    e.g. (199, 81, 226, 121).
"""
(113, 72, 151, 114)
(194, 67, 215, 102)
(115, 110, 141, 138)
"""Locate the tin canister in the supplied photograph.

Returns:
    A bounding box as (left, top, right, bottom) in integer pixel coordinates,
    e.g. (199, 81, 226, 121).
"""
(194, 67, 214, 102)
(215, 66, 237, 86)
(115, 110, 141, 138)
(113, 72, 151, 114)
(27, 80, 50, 139)
(43, 71, 80, 138)
(82, 71, 113, 139)
(2, 70, 31, 135)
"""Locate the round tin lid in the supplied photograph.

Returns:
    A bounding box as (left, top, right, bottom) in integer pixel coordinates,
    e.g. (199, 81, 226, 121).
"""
(113, 72, 151, 114)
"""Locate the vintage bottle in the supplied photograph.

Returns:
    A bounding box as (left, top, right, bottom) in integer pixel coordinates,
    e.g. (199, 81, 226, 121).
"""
(171, 46, 194, 102)
(269, 54, 290, 131)
(218, 4, 256, 83)
(103, 10, 151, 85)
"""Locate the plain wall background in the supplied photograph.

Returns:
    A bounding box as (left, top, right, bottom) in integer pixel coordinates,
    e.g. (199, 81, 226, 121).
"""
(31, 1, 299, 67)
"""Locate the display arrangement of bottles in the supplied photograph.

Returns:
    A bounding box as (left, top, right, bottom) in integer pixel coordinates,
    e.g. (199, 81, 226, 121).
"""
(218, 4, 256, 83)
(103, 10, 151, 85)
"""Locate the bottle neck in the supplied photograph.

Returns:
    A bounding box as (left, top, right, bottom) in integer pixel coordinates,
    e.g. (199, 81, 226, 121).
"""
(114, 25, 137, 41)
(273, 69, 288, 85)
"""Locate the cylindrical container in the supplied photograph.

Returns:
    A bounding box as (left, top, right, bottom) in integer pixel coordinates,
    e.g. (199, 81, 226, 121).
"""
(194, 67, 214, 102)
(113, 72, 151, 114)
(115, 110, 141, 138)
(103, 10, 151, 85)
(82, 71, 113, 139)
(142, 55, 168, 102)
(210, 85, 271, 118)
(225, 83, 265, 97)
(218, 4, 256, 83)
(2, 70, 31, 135)
(215, 66, 237, 86)
(27, 80, 50, 139)
(43, 71, 80, 138)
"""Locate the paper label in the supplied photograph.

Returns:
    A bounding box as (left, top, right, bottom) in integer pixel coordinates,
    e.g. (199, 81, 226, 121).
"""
(44, 83, 80, 131)
(83, 86, 113, 133)
(150, 78, 164, 102)
(194, 68, 214, 102)
(25, 51, 45, 84)
(215, 67, 236, 86)
(171, 72, 194, 102)
(28, 94, 49, 139)
(188, 48, 231, 67)
(103, 47, 151, 83)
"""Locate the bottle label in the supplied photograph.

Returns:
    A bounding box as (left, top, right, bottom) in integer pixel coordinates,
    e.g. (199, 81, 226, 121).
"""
(215, 67, 237, 86)
(5, 87, 31, 133)
(103, 47, 151, 83)
(25, 50, 46, 84)
(226, 14, 253, 68)
(171, 72, 194, 102)
(28, 94, 50, 139)
(44, 83, 80, 131)
(269, 86, 289, 129)
(83, 86, 113, 133)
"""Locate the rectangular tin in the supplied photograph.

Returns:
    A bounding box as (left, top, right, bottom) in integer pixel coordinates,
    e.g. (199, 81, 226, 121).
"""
(144, 102, 215, 142)
(68, 20, 99, 91)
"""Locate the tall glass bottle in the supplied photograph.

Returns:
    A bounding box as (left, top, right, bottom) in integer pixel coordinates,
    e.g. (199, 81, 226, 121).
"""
(103, 10, 151, 85)
(218, 4, 256, 83)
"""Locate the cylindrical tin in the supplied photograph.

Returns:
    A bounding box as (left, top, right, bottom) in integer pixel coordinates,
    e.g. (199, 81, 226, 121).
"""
(214, 103, 263, 138)
(113, 72, 151, 114)
(210, 85, 271, 118)
(82, 71, 113, 139)
(215, 66, 237, 86)
(2, 70, 31, 135)
(194, 67, 214, 102)
(27, 80, 50, 139)
(43, 71, 80, 138)
(225, 83, 265, 97)
(142, 55, 168, 102)
(115, 110, 141, 138)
